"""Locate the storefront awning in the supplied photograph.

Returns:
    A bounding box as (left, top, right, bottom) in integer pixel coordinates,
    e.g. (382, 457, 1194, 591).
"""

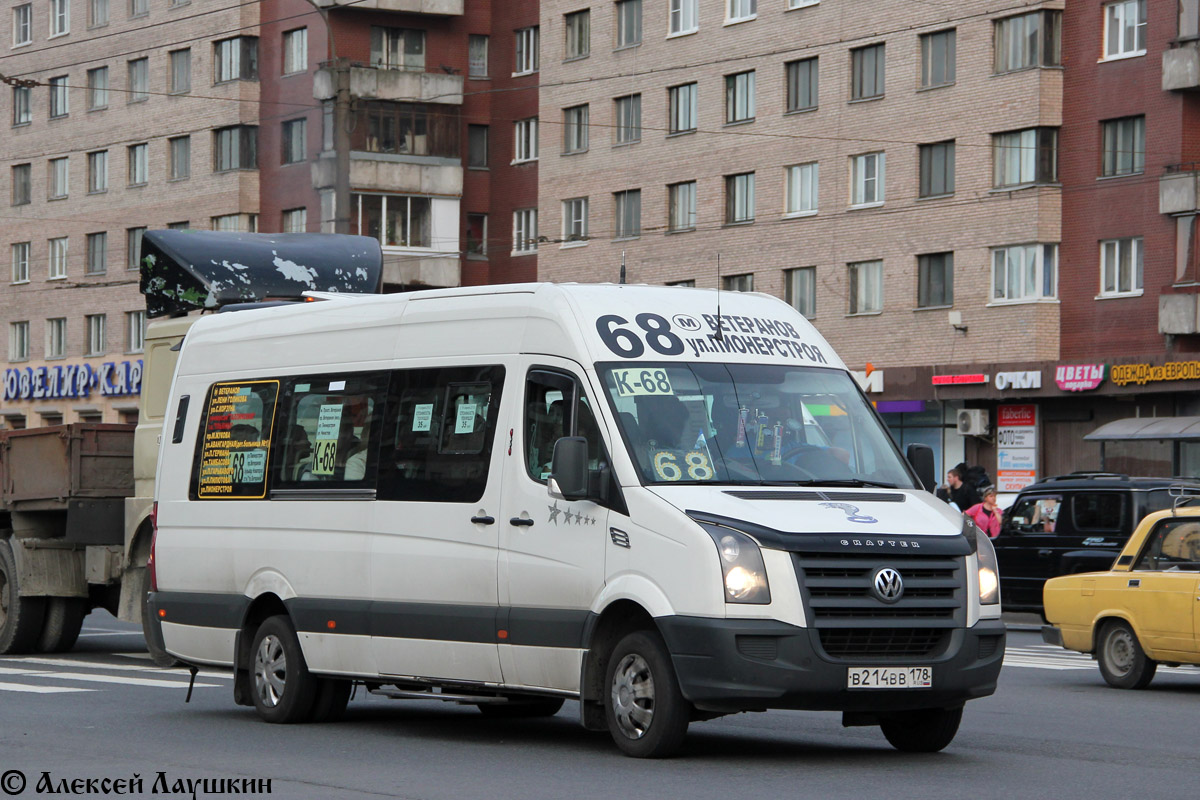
(1084, 417, 1200, 441)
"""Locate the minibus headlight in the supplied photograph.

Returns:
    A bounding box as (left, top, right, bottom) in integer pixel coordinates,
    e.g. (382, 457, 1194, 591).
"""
(968, 518, 1000, 606)
(700, 526, 771, 605)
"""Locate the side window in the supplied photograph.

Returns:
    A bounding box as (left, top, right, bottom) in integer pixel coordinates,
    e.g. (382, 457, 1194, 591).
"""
(1071, 492, 1123, 532)
(192, 380, 279, 500)
(525, 370, 604, 483)
(378, 365, 504, 503)
(1134, 520, 1200, 571)
(273, 373, 387, 489)
(1004, 494, 1061, 534)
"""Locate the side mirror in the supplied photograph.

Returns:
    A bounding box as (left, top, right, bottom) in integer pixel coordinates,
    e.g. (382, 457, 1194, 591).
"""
(549, 436, 589, 501)
(906, 443, 936, 493)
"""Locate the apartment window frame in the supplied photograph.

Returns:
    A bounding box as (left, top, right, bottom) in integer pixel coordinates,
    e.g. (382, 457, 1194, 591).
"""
(1100, 237, 1144, 297)
(919, 140, 955, 198)
(514, 117, 538, 163)
(48, 236, 68, 280)
(169, 48, 191, 94)
(848, 259, 884, 315)
(725, 172, 755, 225)
(213, 36, 259, 83)
(49, 0, 68, 36)
(370, 26, 425, 71)
(920, 28, 956, 88)
(127, 142, 147, 186)
(468, 34, 488, 78)
(614, 93, 641, 144)
(1103, 0, 1146, 60)
(46, 317, 67, 359)
(49, 75, 69, 118)
(725, 70, 755, 123)
(564, 10, 589, 60)
(561, 197, 589, 244)
(168, 135, 190, 180)
(614, 188, 641, 240)
(11, 242, 30, 284)
(12, 85, 31, 125)
(282, 27, 307, 75)
(126, 310, 145, 353)
(87, 66, 108, 109)
(994, 10, 1062, 73)
(850, 43, 885, 101)
(785, 162, 818, 217)
(785, 57, 818, 113)
(13, 3, 32, 46)
(669, 0, 697, 35)
(513, 208, 538, 254)
(515, 26, 539, 75)
(282, 207, 307, 233)
(465, 212, 487, 258)
(9, 321, 30, 362)
(126, 227, 145, 270)
(850, 152, 885, 208)
(350, 193, 432, 249)
(563, 104, 589, 154)
(127, 57, 148, 102)
(993, 127, 1058, 188)
(86, 150, 106, 193)
(129, 0, 147, 18)
(726, 0, 756, 24)
(784, 266, 816, 318)
(724, 273, 754, 292)
(467, 124, 489, 168)
(48, 157, 69, 199)
(616, 0, 642, 47)
(917, 252, 954, 308)
(281, 118, 306, 165)
(668, 82, 698, 134)
(85, 231, 107, 275)
(668, 180, 697, 232)
(89, 0, 107, 27)
(85, 313, 106, 357)
(11, 163, 31, 205)
(990, 243, 1058, 303)
(1101, 116, 1145, 177)
(213, 125, 258, 171)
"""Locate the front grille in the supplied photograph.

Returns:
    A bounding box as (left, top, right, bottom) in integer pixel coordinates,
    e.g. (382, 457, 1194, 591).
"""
(978, 635, 1002, 659)
(736, 635, 779, 661)
(819, 628, 948, 659)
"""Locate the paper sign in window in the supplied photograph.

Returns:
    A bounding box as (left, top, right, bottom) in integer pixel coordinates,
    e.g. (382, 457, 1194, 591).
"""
(455, 403, 477, 434)
(312, 403, 343, 476)
(412, 403, 434, 432)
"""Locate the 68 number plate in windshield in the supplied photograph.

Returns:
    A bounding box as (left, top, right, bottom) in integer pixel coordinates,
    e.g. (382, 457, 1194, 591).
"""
(847, 667, 932, 690)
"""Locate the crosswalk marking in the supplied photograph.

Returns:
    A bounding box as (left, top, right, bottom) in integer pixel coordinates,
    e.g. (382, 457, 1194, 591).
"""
(0, 654, 229, 694)
(9, 655, 229, 680)
(1004, 644, 1200, 675)
(0, 681, 93, 694)
(20, 671, 222, 689)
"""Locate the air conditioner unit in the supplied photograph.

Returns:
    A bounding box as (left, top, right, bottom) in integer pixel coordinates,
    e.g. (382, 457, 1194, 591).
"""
(957, 409, 989, 436)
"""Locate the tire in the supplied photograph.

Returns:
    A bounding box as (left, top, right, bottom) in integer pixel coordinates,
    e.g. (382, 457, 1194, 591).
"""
(604, 630, 690, 758)
(478, 697, 565, 719)
(309, 679, 352, 723)
(1097, 620, 1157, 690)
(249, 615, 319, 723)
(0, 538, 47, 655)
(36, 597, 86, 653)
(880, 706, 963, 753)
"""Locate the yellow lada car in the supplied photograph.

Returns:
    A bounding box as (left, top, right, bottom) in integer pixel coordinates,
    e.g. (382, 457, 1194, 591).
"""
(1042, 506, 1200, 689)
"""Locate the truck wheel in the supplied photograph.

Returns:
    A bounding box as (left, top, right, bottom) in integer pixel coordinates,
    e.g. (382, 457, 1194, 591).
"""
(880, 707, 963, 752)
(604, 630, 690, 758)
(1097, 621, 1157, 689)
(36, 598, 86, 653)
(478, 697, 565, 719)
(249, 615, 318, 723)
(309, 679, 352, 723)
(0, 539, 46, 655)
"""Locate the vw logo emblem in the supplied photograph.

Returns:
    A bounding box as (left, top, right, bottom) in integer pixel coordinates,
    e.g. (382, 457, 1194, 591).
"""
(872, 567, 904, 604)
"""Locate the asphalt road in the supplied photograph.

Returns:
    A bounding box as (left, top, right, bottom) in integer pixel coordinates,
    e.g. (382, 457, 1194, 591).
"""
(1, 613, 1197, 800)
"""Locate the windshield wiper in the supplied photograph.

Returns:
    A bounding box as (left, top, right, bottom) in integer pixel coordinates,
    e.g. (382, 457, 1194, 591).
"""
(786, 479, 900, 489)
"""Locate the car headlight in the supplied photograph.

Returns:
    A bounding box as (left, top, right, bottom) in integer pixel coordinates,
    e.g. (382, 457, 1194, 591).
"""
(966, 517, 1000, 605)
(699, 525, 771, 604)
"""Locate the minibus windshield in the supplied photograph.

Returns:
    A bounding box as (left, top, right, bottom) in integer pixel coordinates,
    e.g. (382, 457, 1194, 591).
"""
(598, 362, 918, 489)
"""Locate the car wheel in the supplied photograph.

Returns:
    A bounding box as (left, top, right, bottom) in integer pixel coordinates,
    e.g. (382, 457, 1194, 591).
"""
(0, 538, 46, 655)
(250, 615, 319, 723)
(879, 706, 963, 753)
(604, 630, 690, 758)
(1097, 620, 1157, 690)
(478, 697, 565, 719)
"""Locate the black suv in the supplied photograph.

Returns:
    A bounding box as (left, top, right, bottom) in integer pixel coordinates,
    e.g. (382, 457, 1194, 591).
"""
(994, 473, 1200, 612)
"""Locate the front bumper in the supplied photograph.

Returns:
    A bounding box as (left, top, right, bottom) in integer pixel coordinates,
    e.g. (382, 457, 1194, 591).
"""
(656, 616, 1006, 714)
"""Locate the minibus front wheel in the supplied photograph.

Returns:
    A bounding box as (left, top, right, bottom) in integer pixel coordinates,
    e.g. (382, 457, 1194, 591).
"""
(250, 615, 319, 723)
(604, 630, 690, 758)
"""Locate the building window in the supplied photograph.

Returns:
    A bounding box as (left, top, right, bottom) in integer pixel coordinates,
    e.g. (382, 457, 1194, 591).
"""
(49, 75, 69, 118)
(725, 172, 755, 224)
(918, 252, 953, 308)
(468, 34, 488, 77)
(170, 48, 191, 93)
(785, 57, 818, 112)
(785, 162, 818, 216)
(50, 0, 68, 35)
(86, 66, 107, 109)
(85, 231, 107, 274)
(11, 164, 31, 205)
(210, 213, 256, 233)
(282, 27, 307, 74)
(670, 0, 697, 35)
(127, 310, 145, 353)
(12, 86, 31, 125)
(214, 37, 258, 83)
(48, 237, 68, 279)
(514, 117, 538, 162)
(127, 143, 147, 186)
(350, 194, 431, 248)
(9, 322, 29, 362)
(848, 260, 883, 314)
(127, 227, 145, 269)
(281, 118, 306, 165)
(993, 128, 1057, 187)
(13, 3, 32, 45)
(46, 318, 66, 359)
(129, 0, 146, 17)
(370, 26, 424, 71)
(513, 208, 538, 253)
(724, 274, 754, 292)
(668, 83, 697, 133)
(467, 124, 488, 167)
(725, 70, 755, 123)
(991, 243, 1058, 301)
(563, 104, 589, 153)
(919, 141, 955, 197)
(565, 10, 589, 59)
(668, 279, 695, 287)
(169, 136, 190, 180)
(614, 189, 641, 239)
(167, 221, 189, 230)
(282, 207, 306, 233)
(562, 197, 588, 243)
(669, 181, 696, 231)
(1100, 237, 1143, 296)
(213, 125, 257, 171)
(354, 101, 458, 157)
(11, 242, 30, 283)
(994, 10, 1061, 72)
(851, 43, 885, 100)
(1101, 116, 1145, 176)
(466, 213, 487, 257)
(785, 267, 816, 318)
(90, 0, 106, 26)
(850, 152, 885, 207)
(616, 0, 641, 47)
(48, 157, 69, 199)
(127, 58, 148, 102)
(614, 93, 641, 144)
(515, 26, 539, 74)
(1104, 0, 1146, 59)
(921, 29, 955, 88)
(727, 0, 755, 23)
(85, 151, 106, 193)
(86, 314, 106, 356)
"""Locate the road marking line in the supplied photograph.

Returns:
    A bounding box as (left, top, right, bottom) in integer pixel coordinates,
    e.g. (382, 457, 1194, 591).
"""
(0, 667, 50, 676)
(78, 632, 141, 638)
(4, 656, 230, 680)
(22, 671, 221, 689)
(0, 681, 94, 694)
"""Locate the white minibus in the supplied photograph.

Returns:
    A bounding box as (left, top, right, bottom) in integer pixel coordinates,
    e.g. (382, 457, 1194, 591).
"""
(150, 283, 1004, 757)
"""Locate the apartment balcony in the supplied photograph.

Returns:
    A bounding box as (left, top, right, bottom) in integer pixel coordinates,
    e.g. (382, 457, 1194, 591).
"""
(1160, 292, 1200, 335)
(1163, 41, 1200, 91)
(1161, 164, 1200, 214)
(312, 152, 462, 197)
(311, 0, 462, 15)
(314, 64, 463, 106)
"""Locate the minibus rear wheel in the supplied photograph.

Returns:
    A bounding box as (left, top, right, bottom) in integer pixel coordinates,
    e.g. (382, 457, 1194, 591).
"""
(250, 615, 319, 723)
(604, 630, 689, 758)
